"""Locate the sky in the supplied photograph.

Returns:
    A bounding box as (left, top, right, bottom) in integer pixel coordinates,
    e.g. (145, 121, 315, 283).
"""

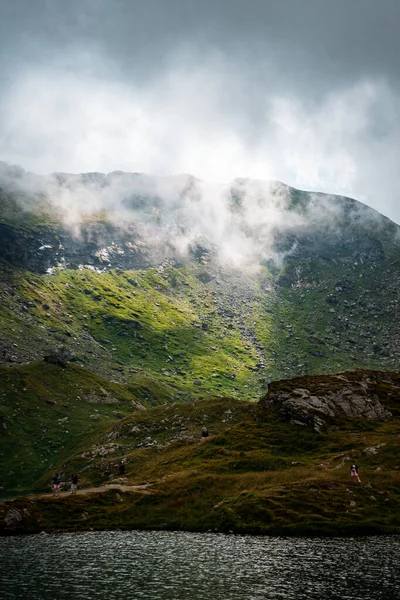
(1, 0, 400, 223)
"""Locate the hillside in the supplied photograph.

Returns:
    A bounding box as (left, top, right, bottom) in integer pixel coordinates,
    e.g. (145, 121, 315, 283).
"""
(1, 163, 400, 393)
(0, 359, 198, 496)
(1, 163, 400, 516)
(1, 369, 400, 536)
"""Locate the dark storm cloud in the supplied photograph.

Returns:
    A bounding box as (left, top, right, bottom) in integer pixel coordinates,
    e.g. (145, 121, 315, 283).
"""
(3, 1, 400, 88)
(1, 0, 400, 222)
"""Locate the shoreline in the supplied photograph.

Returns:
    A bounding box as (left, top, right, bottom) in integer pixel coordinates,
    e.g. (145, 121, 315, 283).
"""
(2, 487, 399, 538)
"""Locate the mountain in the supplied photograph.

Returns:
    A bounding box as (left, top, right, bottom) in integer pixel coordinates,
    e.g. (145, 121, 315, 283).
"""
(1, 162, 400, 384)
(1, 162, 400, 499)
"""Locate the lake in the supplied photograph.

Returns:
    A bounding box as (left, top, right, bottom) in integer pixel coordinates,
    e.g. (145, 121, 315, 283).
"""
(0, 531, 399, 599)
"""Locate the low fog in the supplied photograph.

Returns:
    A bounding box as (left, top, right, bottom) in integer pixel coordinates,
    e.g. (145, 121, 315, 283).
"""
(0, 160, 390, 269)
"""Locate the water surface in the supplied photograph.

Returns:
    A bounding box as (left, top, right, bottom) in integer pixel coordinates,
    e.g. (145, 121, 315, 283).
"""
(0, 531, 399, 599)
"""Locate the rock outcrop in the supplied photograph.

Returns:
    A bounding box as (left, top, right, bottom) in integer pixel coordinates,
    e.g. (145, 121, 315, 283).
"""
(260, 370, 396, 431)
(4, 507, 38, 531)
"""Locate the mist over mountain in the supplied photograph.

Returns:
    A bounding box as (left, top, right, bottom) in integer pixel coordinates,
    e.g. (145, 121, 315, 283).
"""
(3, 2, 400, 539)
(1, 161, 396, 273)
(1, 160, 400, 505)
(1, 160, 400, 389)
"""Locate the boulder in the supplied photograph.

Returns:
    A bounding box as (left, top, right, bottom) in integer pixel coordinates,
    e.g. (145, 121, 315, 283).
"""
(43, 346, 76, 367)
(5, 508, 24, 528)
(4, 507, 35, 530)
(260, 371, 393, 431)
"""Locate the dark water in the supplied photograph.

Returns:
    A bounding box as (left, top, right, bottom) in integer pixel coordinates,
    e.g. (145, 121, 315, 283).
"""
(0, 531, 399, 599)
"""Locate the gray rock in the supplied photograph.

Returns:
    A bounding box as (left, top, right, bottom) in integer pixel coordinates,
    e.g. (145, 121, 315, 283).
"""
(260, 373, 393, 430)
(43, 346, 76, 367)
(363, 443, 386, 455)
(5, 508, 23, 527)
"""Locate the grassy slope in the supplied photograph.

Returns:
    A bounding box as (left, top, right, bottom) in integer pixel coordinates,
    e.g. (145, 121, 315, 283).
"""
(2, 254, 400, 501)
(262, 255, 400, 378)
(2, 184, 400, 534)
(3, 255, 400, 398)
(0, 262, 270, 398)
(0, 360, 189, 495)
(1, 393, 400, 535)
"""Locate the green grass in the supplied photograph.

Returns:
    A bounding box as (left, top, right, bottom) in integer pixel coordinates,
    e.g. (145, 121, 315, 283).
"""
(0, 361, 148, 495)
(2, 389, 400, 536)
(0, 262, 270, 399)
(2, 182, 400, 534)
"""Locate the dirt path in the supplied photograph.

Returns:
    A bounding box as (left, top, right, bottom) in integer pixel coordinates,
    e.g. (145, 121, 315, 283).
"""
(34, 481, 155, 500)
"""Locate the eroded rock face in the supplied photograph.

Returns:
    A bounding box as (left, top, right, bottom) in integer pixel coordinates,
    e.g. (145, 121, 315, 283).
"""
(260, 371, 394, 431)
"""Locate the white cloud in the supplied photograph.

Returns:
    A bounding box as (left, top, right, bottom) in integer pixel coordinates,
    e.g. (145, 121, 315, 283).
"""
(1, 51, 399, 224)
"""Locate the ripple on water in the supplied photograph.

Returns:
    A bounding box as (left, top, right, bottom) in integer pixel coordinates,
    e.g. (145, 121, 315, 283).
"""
(0, 531, 399, 599)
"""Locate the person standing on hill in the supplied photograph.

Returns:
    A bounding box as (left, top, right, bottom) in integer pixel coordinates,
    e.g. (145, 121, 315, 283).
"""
(70, 473, 78, 494)
(201, 426, 209, 439)
(350, 463, 361, 483)
(119, 460, 126, 477)
(52, 473, 61, 496)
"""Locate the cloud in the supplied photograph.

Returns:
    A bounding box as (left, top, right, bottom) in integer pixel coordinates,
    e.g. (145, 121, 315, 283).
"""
(1, 2, 400, 224)
(1, 54, 399, 223)
(1, 155, 305, 268)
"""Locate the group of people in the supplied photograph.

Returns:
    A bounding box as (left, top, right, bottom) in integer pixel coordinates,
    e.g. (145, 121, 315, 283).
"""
(52, 462, 127, 495)
(52, 472, 79, 496)
(51, 428, 209, 496)
(51, 447, 361, 497)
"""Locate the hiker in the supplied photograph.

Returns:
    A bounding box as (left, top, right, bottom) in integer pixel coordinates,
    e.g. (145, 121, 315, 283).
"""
(201, 426, 209, 438)
(119, 460, 126, 476)
(350, 463, 361, 483)
(70, 473, 78, 494)
(53, 473, 61, 496)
